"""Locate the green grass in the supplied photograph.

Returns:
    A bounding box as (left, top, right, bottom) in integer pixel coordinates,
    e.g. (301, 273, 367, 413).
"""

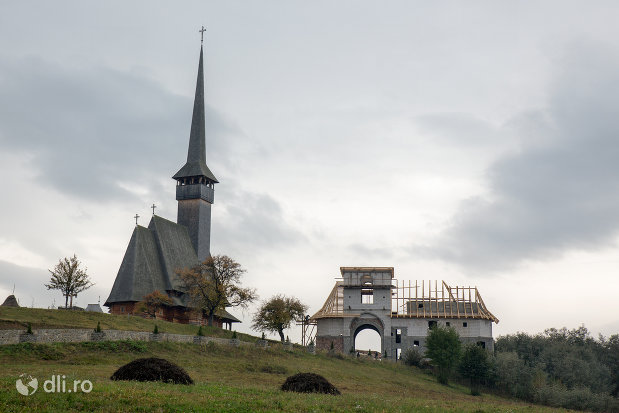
(0, 307, 257, 342)
(0, 340, 573, 412)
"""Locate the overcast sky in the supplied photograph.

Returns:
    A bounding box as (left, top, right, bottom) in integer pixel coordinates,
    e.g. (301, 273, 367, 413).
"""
(1, 1, 618, 347)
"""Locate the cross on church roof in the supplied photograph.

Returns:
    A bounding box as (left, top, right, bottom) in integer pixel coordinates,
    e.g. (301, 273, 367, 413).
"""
(134, 213, 140, 226)
(199, 26, 206, 44)
(151, 203, 157, 215)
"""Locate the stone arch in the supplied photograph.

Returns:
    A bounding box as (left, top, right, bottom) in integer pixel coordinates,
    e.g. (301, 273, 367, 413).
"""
(350, 313, 385, 353)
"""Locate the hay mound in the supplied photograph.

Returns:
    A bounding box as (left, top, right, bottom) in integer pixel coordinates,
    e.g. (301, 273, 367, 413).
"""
(110, 357, 193, 385)
(281, 372, 340, 395)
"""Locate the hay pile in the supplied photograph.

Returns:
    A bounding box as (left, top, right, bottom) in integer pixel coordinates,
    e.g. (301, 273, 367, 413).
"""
(281, 372, 340, 395)
(110, 357, 193, 385)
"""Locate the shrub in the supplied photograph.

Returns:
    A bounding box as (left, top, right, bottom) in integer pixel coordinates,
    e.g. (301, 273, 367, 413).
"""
(94, 321, 102, 333)
(26, 323, 33, 334)
(232, 331, 238, 339)
(196, 326, 204, 336)
(402, 348, 423, 367)
(153, 325, 159, 334)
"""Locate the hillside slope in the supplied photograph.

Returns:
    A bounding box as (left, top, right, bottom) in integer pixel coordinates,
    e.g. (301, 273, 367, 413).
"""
(0, 307, 256, 342)
(0, 339, 572, 412)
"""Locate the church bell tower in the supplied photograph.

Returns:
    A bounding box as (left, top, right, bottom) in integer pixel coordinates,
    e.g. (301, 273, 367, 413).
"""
(172, 41, 218, 262)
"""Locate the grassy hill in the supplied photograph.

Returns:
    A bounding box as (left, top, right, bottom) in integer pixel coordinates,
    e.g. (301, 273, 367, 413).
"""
(0, 340, 572, 413)
(0, 308, 572, 412)
(0, 307, 257, 342)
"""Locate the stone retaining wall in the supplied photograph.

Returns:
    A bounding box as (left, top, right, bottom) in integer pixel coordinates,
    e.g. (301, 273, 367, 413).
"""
(0, 328, 252, 347)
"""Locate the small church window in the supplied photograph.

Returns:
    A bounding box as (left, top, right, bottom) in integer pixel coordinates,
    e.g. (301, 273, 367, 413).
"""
(120, 306, 125, 314)
(395, 329, 401, 343)
(413, 340, 420, 346)
(445, 322, 450, 327)
(463, 322, 468, 327)
(428, 321, 437, 329)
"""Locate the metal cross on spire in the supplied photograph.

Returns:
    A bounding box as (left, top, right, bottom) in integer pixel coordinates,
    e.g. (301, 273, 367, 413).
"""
(134, 213, 140, 226)
(199, 26, 206, 44)
(151, 203, 157, 215)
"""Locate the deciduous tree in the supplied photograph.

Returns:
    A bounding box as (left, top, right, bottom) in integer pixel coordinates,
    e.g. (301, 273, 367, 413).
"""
(251, 295, 308, 342)
(45, 255, 93, 309)
(177, 255, 257, 326)
(425, 325, 461, 385)
(137, 290, 173, 319)
(459, 344, 491, 395)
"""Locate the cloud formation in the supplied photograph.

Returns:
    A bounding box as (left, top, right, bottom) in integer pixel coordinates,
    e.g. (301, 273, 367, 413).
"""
(422, 42, 619, 273)
(0, 56, 243, 203)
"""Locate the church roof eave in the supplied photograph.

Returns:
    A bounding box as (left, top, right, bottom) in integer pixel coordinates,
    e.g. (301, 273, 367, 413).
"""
(172, 162, 218, 183)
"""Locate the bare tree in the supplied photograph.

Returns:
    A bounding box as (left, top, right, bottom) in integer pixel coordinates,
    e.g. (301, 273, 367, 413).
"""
(252, 294, 308, 342)
(177, 255, 257, 326)
(45, 255, 93, 309)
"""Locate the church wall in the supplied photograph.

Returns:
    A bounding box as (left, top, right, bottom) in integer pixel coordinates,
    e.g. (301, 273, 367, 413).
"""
(108, 302, 137, 316)
(108, 303, 227, 329)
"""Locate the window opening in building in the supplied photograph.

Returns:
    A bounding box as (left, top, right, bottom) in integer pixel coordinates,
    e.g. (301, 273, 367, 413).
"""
(395, 328, 401, 343)
(361, 288, 373, 304)
(428, 320, 437, 329)
(463, 322, 468, 327)
(413, 340, 420, 346)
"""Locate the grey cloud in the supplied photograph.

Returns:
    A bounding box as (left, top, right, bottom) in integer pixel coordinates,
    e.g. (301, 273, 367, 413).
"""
(213, 185, 306, 252)
(420, 42, 619, 273)
(348, 243, 395, 261)
(0, 56, 245, 202)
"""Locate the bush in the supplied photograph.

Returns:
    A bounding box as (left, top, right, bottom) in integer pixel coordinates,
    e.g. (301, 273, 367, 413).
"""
(94, 321, 102, 333)
(26, 323, 32, 334)
(534, 382, 619, 412)
(402, 348, 423, 367)
(196, 326, 204, 336)
(153, 325, 159, 334)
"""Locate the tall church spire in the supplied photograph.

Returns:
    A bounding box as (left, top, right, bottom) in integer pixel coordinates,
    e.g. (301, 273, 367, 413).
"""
(173, 39, 218, 262)
(172, 45, 218, 183)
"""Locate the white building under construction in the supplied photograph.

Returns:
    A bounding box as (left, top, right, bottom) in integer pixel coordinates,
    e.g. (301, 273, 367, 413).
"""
(309, 267, 498, 358)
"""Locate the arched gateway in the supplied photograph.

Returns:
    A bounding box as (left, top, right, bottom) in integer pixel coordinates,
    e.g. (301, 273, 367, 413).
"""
(310, 267, 499, 358)
(351, 314, 385, 353)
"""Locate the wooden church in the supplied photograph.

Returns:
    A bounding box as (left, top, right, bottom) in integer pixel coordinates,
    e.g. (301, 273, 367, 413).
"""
(104, 41, 240, 329)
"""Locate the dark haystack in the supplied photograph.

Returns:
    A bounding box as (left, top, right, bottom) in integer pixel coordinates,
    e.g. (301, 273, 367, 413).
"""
(281, 372, 341, 395)
(1, 295, 19, 307)
(110, 357, 193, 385)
